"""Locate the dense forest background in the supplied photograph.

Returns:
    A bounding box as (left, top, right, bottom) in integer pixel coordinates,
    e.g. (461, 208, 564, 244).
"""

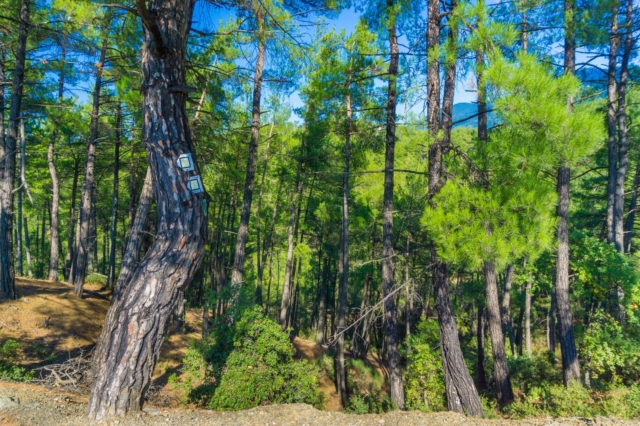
(0, 0, 640, 420)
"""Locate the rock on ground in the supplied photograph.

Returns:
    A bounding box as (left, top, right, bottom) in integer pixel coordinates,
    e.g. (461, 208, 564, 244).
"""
(0, 381, 638, 426)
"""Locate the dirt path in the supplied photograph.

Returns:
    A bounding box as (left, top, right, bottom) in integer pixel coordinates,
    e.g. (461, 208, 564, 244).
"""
(0, 382, 637, 426)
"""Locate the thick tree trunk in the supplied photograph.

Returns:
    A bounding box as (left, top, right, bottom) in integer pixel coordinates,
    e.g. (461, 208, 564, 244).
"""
(500, 264, 516, 356)
(476, 304, 487, 390)
(107, 105, 121, 288)
(88, 0, 206, 419)
(113, 168, 153, 297)
(555, 166, 581, 385)
(229, 13, 265, 301)
(336, 90, 352, 409)
(48, 36, 65, 281)
(0, 0, 29, 299)
(606, 1, 620, 243)
(382, 2, 404, 408)
(73, 33, 109, 296)
(64, 158, 80, 282)
(427, 0, 482, 416)
(484, 261, 514, 405)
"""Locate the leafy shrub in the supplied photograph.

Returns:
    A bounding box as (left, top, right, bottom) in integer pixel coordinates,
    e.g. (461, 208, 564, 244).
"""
(0, 339, 33, 382)
(581, 311, 640, 386)
(403, 320, 446, 412)
(508, 353, 560, 393)
(184, 308, 324, 411)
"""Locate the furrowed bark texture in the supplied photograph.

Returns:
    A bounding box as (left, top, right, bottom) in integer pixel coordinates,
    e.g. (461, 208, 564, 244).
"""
(229, 11, 265, 300)
(484, 261, 514, 405)
(382, 1, 405, 409)
(88, 0, 206, 419)
(555, 166, 581, 385)
(427, 0, 482, 416)
(0, 0, 29, 299)
(73, 33, 109, 297)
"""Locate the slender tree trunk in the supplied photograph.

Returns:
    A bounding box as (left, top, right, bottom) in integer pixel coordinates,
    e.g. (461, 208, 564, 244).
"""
(316, 257, 328, 345)
(88, 0, 206, 418)
(24, 216, 32, 278)
(555, 0, 581, 386)
(525, 272, 532, 355)
(484, 261, 515, 405)
(382, 1, 404, 408)
(16, 120, 24, 277)
(547, 288, 556, 352)
(229, 11, 265, 301)
(48, 35, 65, 281)
(501, 264, 516, 356)
(255, 119, 275, 305)
(73, 33, 109, 297)
(336, 88, 352, 409)
(0, 0, 29, 298)
(279, 145, 303, 329)
(113, 168, 153, 297)
(107, 105, 121, 288)
(606, 1, 620, 243)
(64, 158, 80, 282)
(624, 160, 640, 253)
(127, 139, 137, 239)
(556, 166, 581, 385)
(476, 305, 487, 390)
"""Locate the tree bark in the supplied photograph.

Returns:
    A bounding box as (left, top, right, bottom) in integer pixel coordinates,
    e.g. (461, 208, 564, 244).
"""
(16, 120, 24, 278)
(500, 264, 516, 356)
(484, 261, 515, 405)
(88, 0, 206, 418)
(555, 166, 581, 386)
(107, 105, 121, 288)
(624, 160, 640, 253)
(336, 87, 352, 409)
(24, 216, 32, 278)
(525, 272, 532, 355)
(73, 33, 109, 296)
(257, 170, 280, 305)
(229, 10, 265, 301)
(606, 0, 620, 243)
(279, 144, 303, 329)
(476, 304, 487, 390)
(64, 158, 80, 282)
(382, 0, 404, 408)
(0, 0, 29, 299)
(48, 35, 66, 281)
(316, 257, 328, 345)
(113, 168, 153, 298)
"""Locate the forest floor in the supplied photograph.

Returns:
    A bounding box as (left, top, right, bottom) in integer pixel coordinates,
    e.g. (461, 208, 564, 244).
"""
(1, 278, 638, 425)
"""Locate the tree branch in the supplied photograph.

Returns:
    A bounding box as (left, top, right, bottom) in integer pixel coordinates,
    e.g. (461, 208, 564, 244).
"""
(136, 0, 164, 56)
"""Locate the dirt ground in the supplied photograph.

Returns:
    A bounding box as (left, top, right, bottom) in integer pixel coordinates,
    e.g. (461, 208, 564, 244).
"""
(1, 381, 638, 426)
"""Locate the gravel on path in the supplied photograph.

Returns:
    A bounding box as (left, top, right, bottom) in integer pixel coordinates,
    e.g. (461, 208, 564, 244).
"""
(0, 381, 638, 426)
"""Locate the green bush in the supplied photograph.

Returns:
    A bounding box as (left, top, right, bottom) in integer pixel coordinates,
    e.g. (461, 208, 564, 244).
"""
(403, 320, 446, 412)
(508, 353, 560, 393)
(185, 308, 324, 411)
(0, 339, 33, 382)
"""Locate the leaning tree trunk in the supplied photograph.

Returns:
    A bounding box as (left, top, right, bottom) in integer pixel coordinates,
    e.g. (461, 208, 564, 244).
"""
(229, 11, 265, 303)
(113, 168, 153, 298)
(382, 2, 405, 408)
(88, 0, 206, 419)
(107, 105, 121, 288)
(73, 33, 109, 297)
(0, 0, 29, 299)
(605, 1, 620, 244)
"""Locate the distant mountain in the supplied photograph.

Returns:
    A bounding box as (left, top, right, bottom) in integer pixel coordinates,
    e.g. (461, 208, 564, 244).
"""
(452, 102, 498, 129)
